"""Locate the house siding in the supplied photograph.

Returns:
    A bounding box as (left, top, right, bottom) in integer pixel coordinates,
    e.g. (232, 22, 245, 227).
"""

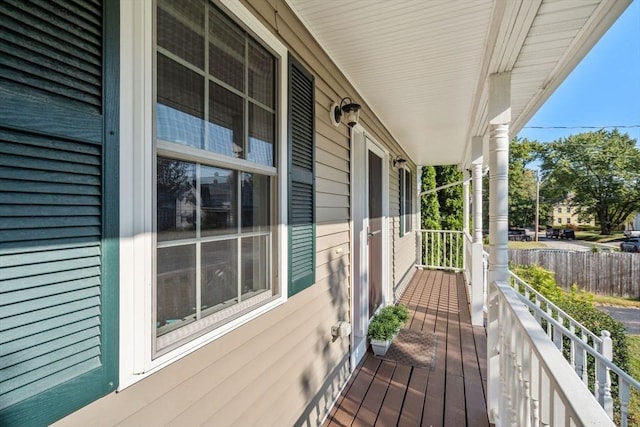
(53, 0, 416, 425)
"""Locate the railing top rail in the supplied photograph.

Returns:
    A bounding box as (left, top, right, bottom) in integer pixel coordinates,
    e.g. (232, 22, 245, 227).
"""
(419, 229, 464, 234)
(516, 292, 640, 390)
(493, 280, 616, 426)
(509, 271, 602, 345)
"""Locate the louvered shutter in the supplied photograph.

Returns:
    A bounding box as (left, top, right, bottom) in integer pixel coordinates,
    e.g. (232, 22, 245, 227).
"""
(0, 1, 119, 425)
(399, 169, 405, 236)
(288, 56, 315, 296)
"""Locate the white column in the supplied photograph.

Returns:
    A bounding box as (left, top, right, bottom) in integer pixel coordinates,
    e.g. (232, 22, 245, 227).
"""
(486, 71, 511, 423)
(470, 136, 485, 327)
(463, 168, 470, 234)
(472, 136, 484, 244)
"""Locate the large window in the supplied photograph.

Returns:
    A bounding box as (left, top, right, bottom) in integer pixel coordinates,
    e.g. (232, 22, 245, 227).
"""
(399, 168, 412, 236)
(155, 0, 279, 353)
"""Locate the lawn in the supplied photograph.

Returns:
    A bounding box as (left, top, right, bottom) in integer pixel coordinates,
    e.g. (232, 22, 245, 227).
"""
(575, 231, 626, 243)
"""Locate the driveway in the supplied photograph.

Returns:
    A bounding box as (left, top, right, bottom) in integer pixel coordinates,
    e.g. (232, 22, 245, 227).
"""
(597, 306, 640, 335)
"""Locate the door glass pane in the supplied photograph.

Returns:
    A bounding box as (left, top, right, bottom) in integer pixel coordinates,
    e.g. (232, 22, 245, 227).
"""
(201, 239, 238, 312)
(200, 166, 237, 236)
(368, 150, 383, 316)
(157, 244, 197, 334)
(157, 158, 196, 242)
(241, 235, 269, 297)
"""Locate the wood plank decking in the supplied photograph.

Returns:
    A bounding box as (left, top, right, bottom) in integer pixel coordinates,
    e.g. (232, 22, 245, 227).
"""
(324, 269, 489, 427)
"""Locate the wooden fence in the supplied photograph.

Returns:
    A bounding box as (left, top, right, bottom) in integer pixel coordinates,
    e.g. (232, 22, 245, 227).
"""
(509, 249, 640, 298)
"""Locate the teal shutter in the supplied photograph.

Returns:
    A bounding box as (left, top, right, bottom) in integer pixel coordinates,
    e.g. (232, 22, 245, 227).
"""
(288, 56, 315, 296)
(399, 169, 405, 237)
(0, 1, 119, 425)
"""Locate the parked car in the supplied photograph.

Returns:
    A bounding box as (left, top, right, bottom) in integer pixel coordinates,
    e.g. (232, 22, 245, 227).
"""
(545, 228, 575, 239)
(508, 228, 532, 241)
(624, 230, 640, 238)
(620, 237, 640, 252)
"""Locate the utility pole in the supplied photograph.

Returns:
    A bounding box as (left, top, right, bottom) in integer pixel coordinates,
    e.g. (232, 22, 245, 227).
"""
(535, 169, 540, 242)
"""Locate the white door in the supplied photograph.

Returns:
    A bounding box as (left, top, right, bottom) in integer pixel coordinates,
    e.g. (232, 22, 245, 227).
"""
(351, 130, 389, 367)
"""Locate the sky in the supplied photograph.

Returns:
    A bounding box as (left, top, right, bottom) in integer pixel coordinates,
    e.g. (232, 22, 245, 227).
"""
(517, 0, 640, 145)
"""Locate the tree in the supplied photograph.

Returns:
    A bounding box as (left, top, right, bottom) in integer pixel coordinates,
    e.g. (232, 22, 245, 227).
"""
(421, 165, 440, 230)
(508, 138, 540, 227)
(539, 129, 640, 234)
(435, 165, 463, 230)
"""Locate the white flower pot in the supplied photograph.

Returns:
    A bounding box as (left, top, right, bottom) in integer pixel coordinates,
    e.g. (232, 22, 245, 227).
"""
(370, 338, 392, 356)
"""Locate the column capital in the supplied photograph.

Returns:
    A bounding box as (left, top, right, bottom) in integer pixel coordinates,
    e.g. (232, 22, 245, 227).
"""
(489, 71, 511, 125)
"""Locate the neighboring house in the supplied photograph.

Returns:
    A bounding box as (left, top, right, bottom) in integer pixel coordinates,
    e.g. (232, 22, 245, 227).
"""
(551, 200, 596, 227)
(0, 1, 629, 426)
(624, 212, 640, 235)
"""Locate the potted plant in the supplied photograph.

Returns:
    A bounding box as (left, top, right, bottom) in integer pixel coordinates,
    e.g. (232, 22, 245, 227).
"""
(367, 304, 409, 356)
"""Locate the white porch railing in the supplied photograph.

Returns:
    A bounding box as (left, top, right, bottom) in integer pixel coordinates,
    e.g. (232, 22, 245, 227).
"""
(421, 229, 639, 426)
(418, 229, 464, 271)
(510, 272, 640, 426)
(488, 280, 615, 426)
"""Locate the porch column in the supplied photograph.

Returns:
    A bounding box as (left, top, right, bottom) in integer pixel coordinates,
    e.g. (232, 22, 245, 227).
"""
(463, 168, 470, 234)
(417, 165, 423, 265)
(487, 71, 511, 423)
(470, 136, 484, 326)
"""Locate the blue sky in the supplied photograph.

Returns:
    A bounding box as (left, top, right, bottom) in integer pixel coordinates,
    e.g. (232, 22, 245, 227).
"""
(517, 1, 640, 145)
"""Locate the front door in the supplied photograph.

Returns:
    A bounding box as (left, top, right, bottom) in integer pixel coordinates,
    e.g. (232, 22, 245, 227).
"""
(351, 131, 388, 367)
(367, 148, 383, 316)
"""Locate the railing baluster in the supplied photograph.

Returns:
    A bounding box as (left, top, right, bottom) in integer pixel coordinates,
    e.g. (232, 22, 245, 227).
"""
(620, 380, 630, 427)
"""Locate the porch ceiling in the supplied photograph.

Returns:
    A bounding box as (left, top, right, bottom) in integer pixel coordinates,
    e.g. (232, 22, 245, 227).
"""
(285, 0, 630, 167)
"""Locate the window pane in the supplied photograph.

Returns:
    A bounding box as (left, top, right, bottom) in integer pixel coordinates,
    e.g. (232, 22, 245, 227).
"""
(201, 166, 237, 236)
(248, 39, 275, 108)
(209, 6, 244, 91)
(248, 104, 274, 166)
(157, 0, 204, 68)
(157, 158, 196, 241)
(241, 235, 269, 297)
(207, 82, 244, 157)
(201, 239, 238, 312)
(241, 173, 269, 232)
(157, 54, 204, 148)
(157, 245, 197, 334)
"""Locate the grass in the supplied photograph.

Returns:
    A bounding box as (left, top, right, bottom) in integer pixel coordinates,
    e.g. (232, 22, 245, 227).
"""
(507, 241, 547, 249)
(627, 335, 640, 426)
(575, 231, 625, 243)
(592, 294, 640, 308)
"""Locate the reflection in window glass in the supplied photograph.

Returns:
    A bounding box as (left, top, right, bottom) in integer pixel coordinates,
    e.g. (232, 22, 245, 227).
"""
(157, 158, 196, 241)
(157, 245, 197, 334)
(209, 6, 244, 91)
(208, 82, 244, 157)
(248, 104, 274, 166)
(241, 173, 269, 232)
(201, 240, 238, 312)
(201, 166, 237, 236)
(157, 54, 204, 148)
(158, 0, 204, 68)
(248, 40, 275, 108)
(241, 236, 269, 297)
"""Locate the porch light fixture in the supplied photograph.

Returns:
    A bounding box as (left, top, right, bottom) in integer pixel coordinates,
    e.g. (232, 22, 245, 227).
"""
(330, 97, 361, 127)
(393, 156, 407, 168)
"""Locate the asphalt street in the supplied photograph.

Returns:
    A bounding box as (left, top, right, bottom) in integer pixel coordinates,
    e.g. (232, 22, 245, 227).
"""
(597, 305, 640, 335)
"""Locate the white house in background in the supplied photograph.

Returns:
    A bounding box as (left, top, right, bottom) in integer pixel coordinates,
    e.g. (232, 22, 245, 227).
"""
(625, 212, 640, 236)
(0, 0, 631, 426)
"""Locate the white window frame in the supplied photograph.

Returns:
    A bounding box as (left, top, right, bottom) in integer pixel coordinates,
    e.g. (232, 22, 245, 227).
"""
(119, 0, 288, 389)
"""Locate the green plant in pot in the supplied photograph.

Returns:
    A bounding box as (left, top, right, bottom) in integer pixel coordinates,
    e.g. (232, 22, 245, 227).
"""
(367, 304, 409, 356)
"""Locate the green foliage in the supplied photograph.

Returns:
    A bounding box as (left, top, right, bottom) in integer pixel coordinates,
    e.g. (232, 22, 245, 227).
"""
(435, 165, 463, 230)
(509, 138, 543, 228)
(539, 129, 640, 234)
(421, 165, 440, 230)
(367, 304, 409, 341)
(511, 263, 630, 420)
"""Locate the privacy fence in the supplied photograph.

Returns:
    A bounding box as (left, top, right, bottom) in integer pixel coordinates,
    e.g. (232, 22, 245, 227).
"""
(509, 249, 640, 298)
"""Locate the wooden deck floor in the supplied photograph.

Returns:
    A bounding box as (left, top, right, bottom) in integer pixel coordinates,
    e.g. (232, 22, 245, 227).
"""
(324, 269, 489, 427)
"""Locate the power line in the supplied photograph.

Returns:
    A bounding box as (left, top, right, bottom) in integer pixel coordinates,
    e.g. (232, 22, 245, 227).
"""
(523, 125, 640, 129)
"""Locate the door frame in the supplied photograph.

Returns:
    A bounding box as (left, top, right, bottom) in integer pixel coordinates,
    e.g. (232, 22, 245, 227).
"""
(349, 126, 390, 369)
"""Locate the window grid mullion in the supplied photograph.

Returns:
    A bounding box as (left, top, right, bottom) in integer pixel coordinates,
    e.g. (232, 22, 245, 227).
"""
(203, 3, 210, 151)
(237, 173, 242, 302)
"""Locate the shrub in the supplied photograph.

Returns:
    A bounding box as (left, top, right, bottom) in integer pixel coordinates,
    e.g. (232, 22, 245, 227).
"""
(367, 304, 409, 341)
